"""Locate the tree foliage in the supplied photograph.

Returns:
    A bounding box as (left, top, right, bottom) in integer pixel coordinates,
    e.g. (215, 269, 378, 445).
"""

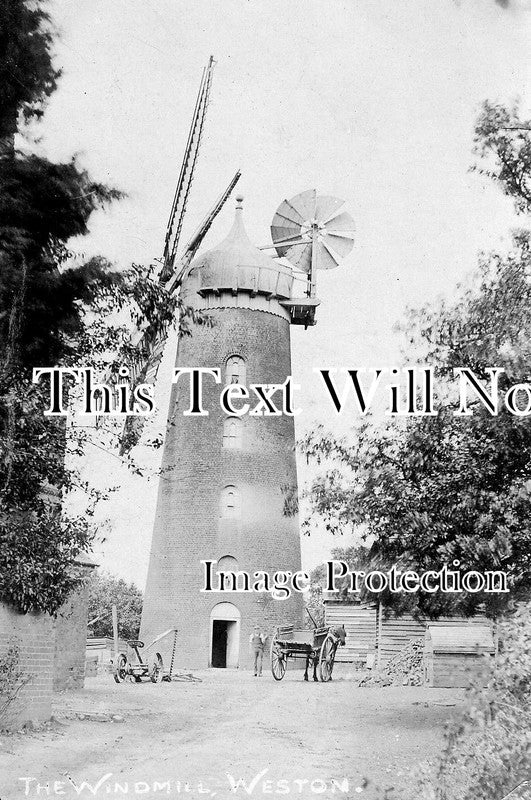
(0, 2, 204, 614)
(0, 3, 121, 614)
(473, 100, 531, 215)
(0, 0, 59, 144)
(87, 571, 143, 642)
(303, 102, 531, 619)
(0, 158, 122, 376)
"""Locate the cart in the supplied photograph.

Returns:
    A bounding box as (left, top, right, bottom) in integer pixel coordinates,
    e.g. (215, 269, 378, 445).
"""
(269, 624, 345, 682)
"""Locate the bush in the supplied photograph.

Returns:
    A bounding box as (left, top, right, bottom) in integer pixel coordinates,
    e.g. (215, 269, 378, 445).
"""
(412, 604, 531, 800)
(0, 643, 30, 725)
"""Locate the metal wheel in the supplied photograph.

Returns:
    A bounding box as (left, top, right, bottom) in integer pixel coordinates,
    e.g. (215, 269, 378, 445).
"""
(270, 635, 286, 681)
(319, 635, 337, 682)
(150, 652, 164, 683)
(113, 653, 128, 683)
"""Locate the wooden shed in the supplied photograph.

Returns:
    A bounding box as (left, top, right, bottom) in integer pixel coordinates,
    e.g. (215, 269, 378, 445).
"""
(424, 625, 495, 688)
(324, 597, 493, 668)
(324, 600, 377, 664)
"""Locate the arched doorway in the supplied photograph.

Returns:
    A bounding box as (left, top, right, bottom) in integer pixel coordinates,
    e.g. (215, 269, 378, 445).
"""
(210, 602, 240, 668)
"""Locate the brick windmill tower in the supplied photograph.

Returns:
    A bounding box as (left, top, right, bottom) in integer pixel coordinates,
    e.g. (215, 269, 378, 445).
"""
(140, 188, 355, 670)
(141, 196, 299, 669)
(130, 60, 354, 671)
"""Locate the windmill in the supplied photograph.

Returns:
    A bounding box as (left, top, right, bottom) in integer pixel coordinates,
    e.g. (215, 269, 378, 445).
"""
(266, 189, 355, 327)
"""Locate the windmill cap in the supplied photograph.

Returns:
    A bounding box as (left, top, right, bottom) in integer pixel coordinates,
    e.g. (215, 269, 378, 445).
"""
(189, 197, 293, 300)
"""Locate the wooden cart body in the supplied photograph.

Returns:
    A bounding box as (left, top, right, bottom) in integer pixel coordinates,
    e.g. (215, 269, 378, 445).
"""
(270, 624, 343, 681)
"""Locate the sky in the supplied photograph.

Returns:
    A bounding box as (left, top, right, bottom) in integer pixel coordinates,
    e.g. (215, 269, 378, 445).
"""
(34, 0, 531, 585)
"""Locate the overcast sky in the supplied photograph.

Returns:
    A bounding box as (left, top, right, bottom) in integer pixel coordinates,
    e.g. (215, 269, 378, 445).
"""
(38, 0, 531, 584)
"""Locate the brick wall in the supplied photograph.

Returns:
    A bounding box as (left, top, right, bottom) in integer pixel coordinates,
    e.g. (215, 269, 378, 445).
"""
(0, 567, 92, 728)
(53, 568, 93, 691)
(0, 602, 54, 729)
(141, 306, 304, 670)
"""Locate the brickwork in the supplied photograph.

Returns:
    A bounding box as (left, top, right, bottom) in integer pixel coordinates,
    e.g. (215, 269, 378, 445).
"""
(0, 565, 92, 728)
(141, 304, 304, 670)
(53, 572, 92, 691)
(0, 602, 54, 729)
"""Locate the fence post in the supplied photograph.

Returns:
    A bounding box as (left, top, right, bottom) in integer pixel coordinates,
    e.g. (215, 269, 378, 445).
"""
(112, 604, 119, 661)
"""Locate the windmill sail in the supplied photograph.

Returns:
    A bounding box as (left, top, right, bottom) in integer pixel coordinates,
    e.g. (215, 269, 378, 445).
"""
(133, 170, 241, 386)
(165, 169, 241, 295)
(104, 56, 217, 383)
(128, 55, 227, 385)
(95, 55, 240, 452)
(118, 169, 241, 454)
(160, 56, 215, 284)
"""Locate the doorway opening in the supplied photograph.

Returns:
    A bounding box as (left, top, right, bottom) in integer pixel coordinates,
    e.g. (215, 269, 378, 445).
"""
(211, 620, 234, 667)
(210, 602, 240, 668)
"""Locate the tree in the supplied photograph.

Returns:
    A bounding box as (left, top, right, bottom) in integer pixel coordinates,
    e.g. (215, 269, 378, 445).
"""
(0, 2, 203, 614)
(473, 100, 531, 215)
(302, 102, 531, 619)
(87, 571, 143, 641)
(0, 0, 58, 151)
(0, 2, 121, 614)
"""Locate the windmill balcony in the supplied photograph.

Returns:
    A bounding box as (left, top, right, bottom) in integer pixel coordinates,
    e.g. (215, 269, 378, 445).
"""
(196, 261, 294, 300)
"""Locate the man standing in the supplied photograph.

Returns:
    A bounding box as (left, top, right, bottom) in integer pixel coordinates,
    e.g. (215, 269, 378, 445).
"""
(249, 625, 265, 676)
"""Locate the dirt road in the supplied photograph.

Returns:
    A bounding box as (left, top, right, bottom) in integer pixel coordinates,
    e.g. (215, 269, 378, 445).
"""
(0, 669, 462, 800)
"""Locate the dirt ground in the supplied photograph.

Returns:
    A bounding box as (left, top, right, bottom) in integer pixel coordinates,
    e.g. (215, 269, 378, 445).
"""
(0, 666, 463, 800)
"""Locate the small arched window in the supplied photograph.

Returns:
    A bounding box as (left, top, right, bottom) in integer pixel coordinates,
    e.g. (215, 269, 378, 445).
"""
(223, 417, 242, 449)
(217, 555, 239, 573)
(220, 485, 240, 519)
(225, 355, 246, 386)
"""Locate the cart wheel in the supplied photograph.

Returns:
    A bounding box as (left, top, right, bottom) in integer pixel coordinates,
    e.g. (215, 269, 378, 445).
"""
(150, 652, 164, 683)
(113, 653, 128, 683)
(270, 635, 286, 681)
(319, 635, 337, 682)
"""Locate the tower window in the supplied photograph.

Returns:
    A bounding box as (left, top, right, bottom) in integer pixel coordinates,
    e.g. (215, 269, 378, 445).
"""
(223, 417, 242, 449)
(217, 555, 239, 573)
(225, 355, 246, 386)
(220, 485, 240, 519)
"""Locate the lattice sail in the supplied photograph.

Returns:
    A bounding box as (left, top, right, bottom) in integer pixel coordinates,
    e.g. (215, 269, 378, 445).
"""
(160, 55, 215, 284)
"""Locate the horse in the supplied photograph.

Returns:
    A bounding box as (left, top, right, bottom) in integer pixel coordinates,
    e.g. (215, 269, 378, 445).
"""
(303, 625, 347, 681)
